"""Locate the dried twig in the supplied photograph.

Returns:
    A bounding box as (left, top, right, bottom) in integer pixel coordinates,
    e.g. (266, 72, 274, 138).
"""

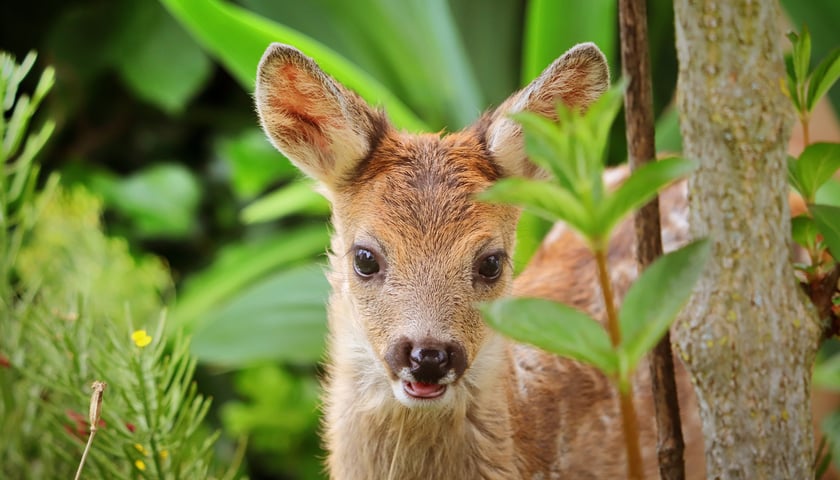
(73, 381, 106, 480)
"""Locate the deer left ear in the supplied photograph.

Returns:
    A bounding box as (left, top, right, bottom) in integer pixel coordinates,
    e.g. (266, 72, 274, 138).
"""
(477, 42, 609, 179)
(255, 43, 388, 190)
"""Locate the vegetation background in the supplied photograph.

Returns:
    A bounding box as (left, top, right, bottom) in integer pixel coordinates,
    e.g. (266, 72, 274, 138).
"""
(1, 0, 838, 478)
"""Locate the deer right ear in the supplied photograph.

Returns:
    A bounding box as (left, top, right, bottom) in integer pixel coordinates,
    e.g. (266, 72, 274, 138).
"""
(255, 44, 387, 189)
(478, 42, 610, 179)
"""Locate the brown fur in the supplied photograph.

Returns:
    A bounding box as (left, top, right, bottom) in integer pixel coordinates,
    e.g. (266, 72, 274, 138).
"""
(254, 42, 708, 479)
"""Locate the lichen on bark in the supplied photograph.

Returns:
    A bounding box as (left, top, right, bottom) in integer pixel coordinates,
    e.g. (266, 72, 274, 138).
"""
(673, 0, 821, 477)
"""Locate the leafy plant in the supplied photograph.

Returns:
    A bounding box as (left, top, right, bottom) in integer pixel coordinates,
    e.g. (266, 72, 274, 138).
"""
(0, 51, 236, 479)
(785, 27, 840, 333)
(479, 85, 710, 477)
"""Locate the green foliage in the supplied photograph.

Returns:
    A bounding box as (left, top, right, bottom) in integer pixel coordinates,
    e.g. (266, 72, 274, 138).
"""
(0, 52, 234, 478)
(191, 265, 329, 365)
(221, 363, 323, 479)
(481, 298, 618, 376)
(788, 144, 840, 203)
(481, 84, 696, 251)
(480, 84, 707, 392)
(618, 240, 710, 380)
(811, 205, 840, 261)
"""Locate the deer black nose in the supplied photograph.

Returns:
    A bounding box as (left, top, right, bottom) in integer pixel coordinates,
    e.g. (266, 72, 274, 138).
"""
(384, 337, 467, 384)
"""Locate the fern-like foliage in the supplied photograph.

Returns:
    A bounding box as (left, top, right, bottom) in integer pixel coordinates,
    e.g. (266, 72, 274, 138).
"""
(0, 52, 239, 479)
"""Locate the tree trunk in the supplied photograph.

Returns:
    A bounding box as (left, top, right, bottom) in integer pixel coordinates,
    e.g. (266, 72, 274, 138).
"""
(673, 0, 822, 477)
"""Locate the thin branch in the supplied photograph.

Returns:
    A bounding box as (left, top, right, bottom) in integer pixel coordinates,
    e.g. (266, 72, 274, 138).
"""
(618, 0, 686, 478)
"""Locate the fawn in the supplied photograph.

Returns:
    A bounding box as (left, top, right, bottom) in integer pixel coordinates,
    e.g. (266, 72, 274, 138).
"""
(255, 42, 707, 478)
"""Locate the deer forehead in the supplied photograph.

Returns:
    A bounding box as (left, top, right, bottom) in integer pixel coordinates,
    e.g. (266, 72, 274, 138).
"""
(334, 131, 520, 264)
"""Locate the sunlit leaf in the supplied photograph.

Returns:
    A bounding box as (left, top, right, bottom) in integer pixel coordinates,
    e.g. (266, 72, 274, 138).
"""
(218, 128, 298, 198)
(810, 204, 840, 260)
(191, 265, 329, 365)
(480, 297, 617, 376)
(806, 47, 840, 112)
(170, 224, 329, 333)
(160, 0, 427, 131)
(619, 239, 710, 377)
(479, 177, 592, 238)
(241, 181, 329, 224)
(599, 158, 696, 240)
(792, 143, 840, 201)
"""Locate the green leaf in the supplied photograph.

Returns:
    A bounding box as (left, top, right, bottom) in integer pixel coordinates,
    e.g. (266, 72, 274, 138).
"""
(218, 128, 298, 199)
(479, 177, 592, 238)
(618, 239, 711, 377)
(513, 211, 554, 275)
(115, 1, 211, 113)
(793, 143, 840, 201)
(816, 178, 840, 207)
(241, 181, 329, 224)
(191, 265, 329, 365)
(160, 0, 427, 131)
(96, 163, 201, 238)
(511, 111, 573, 189)
(599, 158, 696, 239)
(792, 25, 811, 86)
(170, 224, 329, 333)
(807, 48, 840, 112)
(791, 214, 818, 249)
(480, 297, 617, 376)
(521, 0, 617, 83)
(810, 204, 840, 260)
(787, 155, 808, 198)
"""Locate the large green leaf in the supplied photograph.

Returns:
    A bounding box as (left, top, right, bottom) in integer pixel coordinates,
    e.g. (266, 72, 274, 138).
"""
(791, 214, 818, 250)
(170, 224, 330, 333)
(790, 143, 840, 201)
(479, 177, 592, 238)
(618, 239, 711, 377)
(191, 265, 329, 365)
(598, 158, 696, 240)
(160, 0, 427, 131)
(521, 0, 617, 83)
(480, 297, 617, 376)
(241, 181, 329, 224)
(782, 0, 840, 112)
(115, 0, 212, 114)
(811, 204, 840, 260)
(806, 48, 840, 111)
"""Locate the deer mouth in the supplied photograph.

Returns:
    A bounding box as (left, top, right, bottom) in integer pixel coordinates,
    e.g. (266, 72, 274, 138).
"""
(403, 381, 446, 399)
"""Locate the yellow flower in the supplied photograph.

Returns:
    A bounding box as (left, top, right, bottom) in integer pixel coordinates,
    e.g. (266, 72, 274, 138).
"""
(160, 450, 169, 460)
(131, 330, 152, 348)
(135, 459, 146, 471)
(134, 443, 148, 455)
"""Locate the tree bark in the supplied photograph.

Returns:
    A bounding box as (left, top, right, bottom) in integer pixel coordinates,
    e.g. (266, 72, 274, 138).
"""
(618, 1, 686, 479)
(673, 0, 822, 477)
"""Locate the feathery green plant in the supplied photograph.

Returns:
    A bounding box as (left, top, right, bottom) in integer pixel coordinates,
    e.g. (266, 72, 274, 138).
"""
(0, 51, 237, 479)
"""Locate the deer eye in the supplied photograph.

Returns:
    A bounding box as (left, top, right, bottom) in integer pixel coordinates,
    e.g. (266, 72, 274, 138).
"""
(476, 253, 503, 282)
(353, 248, 380, 277)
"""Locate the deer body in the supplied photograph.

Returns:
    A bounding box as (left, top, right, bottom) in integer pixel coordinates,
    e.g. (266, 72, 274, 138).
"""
(256, 43, 705, 478)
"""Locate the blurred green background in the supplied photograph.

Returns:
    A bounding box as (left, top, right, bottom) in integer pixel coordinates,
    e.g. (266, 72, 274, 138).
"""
(2, 1, 838, 478)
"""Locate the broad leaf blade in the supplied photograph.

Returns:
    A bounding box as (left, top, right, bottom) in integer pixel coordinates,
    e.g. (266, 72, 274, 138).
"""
(797, 143, 840, 201)
(788, 155, 808, 198)
(599, 158, 696, 238)
(618, 239, 711, 375)
(160, 0, 427, 131)
(511, 111, 574, 190)
(191, 265, 329, 364)
(479, 177, 592, 238)
(811, 204, 840, 260)
(481, 297, 617, 376)
(806, 48, 840, 112)
(793, 25, 811, 85)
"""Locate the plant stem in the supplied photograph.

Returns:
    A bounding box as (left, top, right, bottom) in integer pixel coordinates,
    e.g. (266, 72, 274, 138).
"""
(618, 0, 686, 477)
(595, 249, 621, 346)
(801, 113, 811, 148)
(595, 249, 643, 479)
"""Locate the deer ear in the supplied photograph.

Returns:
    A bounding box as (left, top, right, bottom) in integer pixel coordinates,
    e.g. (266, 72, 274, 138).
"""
(479, 42, 609, 178)
(255, 43, 387, 189)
